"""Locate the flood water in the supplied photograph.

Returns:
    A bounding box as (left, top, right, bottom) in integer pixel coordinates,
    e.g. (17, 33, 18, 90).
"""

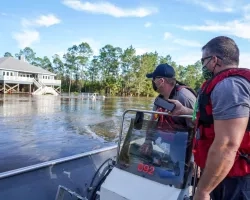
(0, 94, 154, 173)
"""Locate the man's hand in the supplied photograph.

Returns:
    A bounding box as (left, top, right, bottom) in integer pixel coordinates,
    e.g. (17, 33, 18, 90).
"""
(168, 99, 193, 115)
(139, 141, 153, 156)
(193, 190, 210, 200)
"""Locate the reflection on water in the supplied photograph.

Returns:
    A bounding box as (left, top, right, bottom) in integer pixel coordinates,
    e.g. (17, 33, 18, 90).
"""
(0, 94, 154, 172)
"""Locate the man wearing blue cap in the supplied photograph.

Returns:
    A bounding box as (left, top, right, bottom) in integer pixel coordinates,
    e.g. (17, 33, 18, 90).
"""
(140, 63, 197, 156)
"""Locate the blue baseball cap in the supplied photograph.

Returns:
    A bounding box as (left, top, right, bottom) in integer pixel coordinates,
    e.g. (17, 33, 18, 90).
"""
(146, 63, 175, 79)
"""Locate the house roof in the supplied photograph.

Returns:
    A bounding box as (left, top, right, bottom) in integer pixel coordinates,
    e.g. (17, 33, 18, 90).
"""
(0, 57, 56, 75)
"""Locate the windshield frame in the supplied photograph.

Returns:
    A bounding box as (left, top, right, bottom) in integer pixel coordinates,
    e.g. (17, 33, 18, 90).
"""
(117, 113, 194, 189)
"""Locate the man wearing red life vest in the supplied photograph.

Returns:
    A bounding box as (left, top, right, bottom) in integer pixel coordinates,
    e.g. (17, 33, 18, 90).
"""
(169, 36, 250, 200)
(139, 63, 197, 156)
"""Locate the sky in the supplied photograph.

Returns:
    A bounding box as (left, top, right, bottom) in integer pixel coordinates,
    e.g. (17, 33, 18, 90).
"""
(0, 0, 250, 67)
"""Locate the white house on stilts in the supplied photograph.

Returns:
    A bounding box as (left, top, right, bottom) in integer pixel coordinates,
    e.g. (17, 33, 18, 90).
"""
(0, 56, 61, 95)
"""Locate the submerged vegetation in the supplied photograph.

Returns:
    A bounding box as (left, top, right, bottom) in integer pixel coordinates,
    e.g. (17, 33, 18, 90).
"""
(3, 43, 204, 96)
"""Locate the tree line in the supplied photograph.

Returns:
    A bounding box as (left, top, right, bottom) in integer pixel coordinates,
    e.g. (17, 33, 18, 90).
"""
(3, 43, 204, 97)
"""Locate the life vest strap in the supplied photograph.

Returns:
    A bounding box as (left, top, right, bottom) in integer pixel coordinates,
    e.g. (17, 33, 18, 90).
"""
(239, 152, 250, 164)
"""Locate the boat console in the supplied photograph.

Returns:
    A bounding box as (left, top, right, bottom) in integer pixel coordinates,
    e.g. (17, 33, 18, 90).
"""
(99, 109, 195, 200)
(53, 109, 197, 200)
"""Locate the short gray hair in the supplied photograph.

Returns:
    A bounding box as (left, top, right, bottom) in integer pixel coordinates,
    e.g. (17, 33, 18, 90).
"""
(202, 36, 239, 66)
(164, 78, 176, 86)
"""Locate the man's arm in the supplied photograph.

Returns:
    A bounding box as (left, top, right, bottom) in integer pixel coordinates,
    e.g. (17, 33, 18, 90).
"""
(196, 117, 248, 194)
(177, 88, 197, 127)
(182, 106, 194, 115)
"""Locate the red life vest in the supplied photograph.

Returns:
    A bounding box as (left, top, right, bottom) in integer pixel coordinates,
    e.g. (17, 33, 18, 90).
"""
(193, 68, 250, 177)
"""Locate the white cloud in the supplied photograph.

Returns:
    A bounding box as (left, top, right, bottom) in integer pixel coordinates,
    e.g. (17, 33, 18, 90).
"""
(144, 22, 152, 28)
(243, 4, 250, 19)
(175, 1, 250, 40)
(164, 32, 172, 40)
(135, 48, 152, 55)
(180, 0, 237, 13)
(245, 13, 250, 20)
(35, 14, 61, 27)
(21, 19, 31, 27)
(62, 0, 157, 17)
(1, 12, 7, 16)
(173, 52, 201, 66)
(192, 0, 233, 12)
(165, 47, 180, 51)
(173, 39, 202, 47)
(21, 14, 61, 28)
(163, 32, 201, 47)
(12, 30, 40, 48)
(239, 53, 250, 68)
(172, 51, 250, 68)
(178, 18, 250, 40)
(13, 14, 60, 48)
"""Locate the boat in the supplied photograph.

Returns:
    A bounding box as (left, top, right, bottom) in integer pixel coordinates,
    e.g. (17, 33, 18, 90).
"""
(0, 109, 198, 200)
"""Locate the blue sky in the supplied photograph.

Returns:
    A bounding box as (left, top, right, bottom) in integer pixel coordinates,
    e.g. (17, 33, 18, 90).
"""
(0, 0, 250, 67)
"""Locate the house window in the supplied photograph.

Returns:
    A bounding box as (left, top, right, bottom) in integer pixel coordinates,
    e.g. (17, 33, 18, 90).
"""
(3, 72, 5, 76)
(7, 72, 9, 76)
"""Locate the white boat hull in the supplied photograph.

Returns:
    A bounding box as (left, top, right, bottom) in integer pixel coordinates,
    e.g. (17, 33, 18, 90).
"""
(100, 167, 192, 200)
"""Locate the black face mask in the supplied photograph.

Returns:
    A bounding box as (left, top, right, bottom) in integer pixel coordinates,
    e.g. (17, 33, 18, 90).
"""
(152, 80, 157, 91)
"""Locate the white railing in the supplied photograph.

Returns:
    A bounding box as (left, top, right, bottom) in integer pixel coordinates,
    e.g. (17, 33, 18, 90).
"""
(0, 75, 34, 82)
(0, 75, 61, 85)
(33, 78, 42, 88)
(38, 79, 61, 85)
(38, 80, 46, 87)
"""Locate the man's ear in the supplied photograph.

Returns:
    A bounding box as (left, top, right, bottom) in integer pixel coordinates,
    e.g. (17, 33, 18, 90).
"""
(160, 78, 165, 84)
(212, 56, 218, 65)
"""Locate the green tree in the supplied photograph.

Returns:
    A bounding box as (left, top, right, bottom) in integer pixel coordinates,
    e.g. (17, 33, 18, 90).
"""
(3, 52, 13, 57)
(98, 44, 122, 95)
(7, 43, 205, 96)
(120, 45, 137, 96)
(15, 47, 37, 64)
(34, 56, 54, 72)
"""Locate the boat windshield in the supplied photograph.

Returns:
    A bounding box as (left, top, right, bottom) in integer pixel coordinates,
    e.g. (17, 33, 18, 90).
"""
(117, 116, 194, 189)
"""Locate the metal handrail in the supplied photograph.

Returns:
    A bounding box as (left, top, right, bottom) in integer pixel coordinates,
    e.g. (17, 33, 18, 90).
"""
(116, 109, 193, 161)
(0, 145, 117, 179)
